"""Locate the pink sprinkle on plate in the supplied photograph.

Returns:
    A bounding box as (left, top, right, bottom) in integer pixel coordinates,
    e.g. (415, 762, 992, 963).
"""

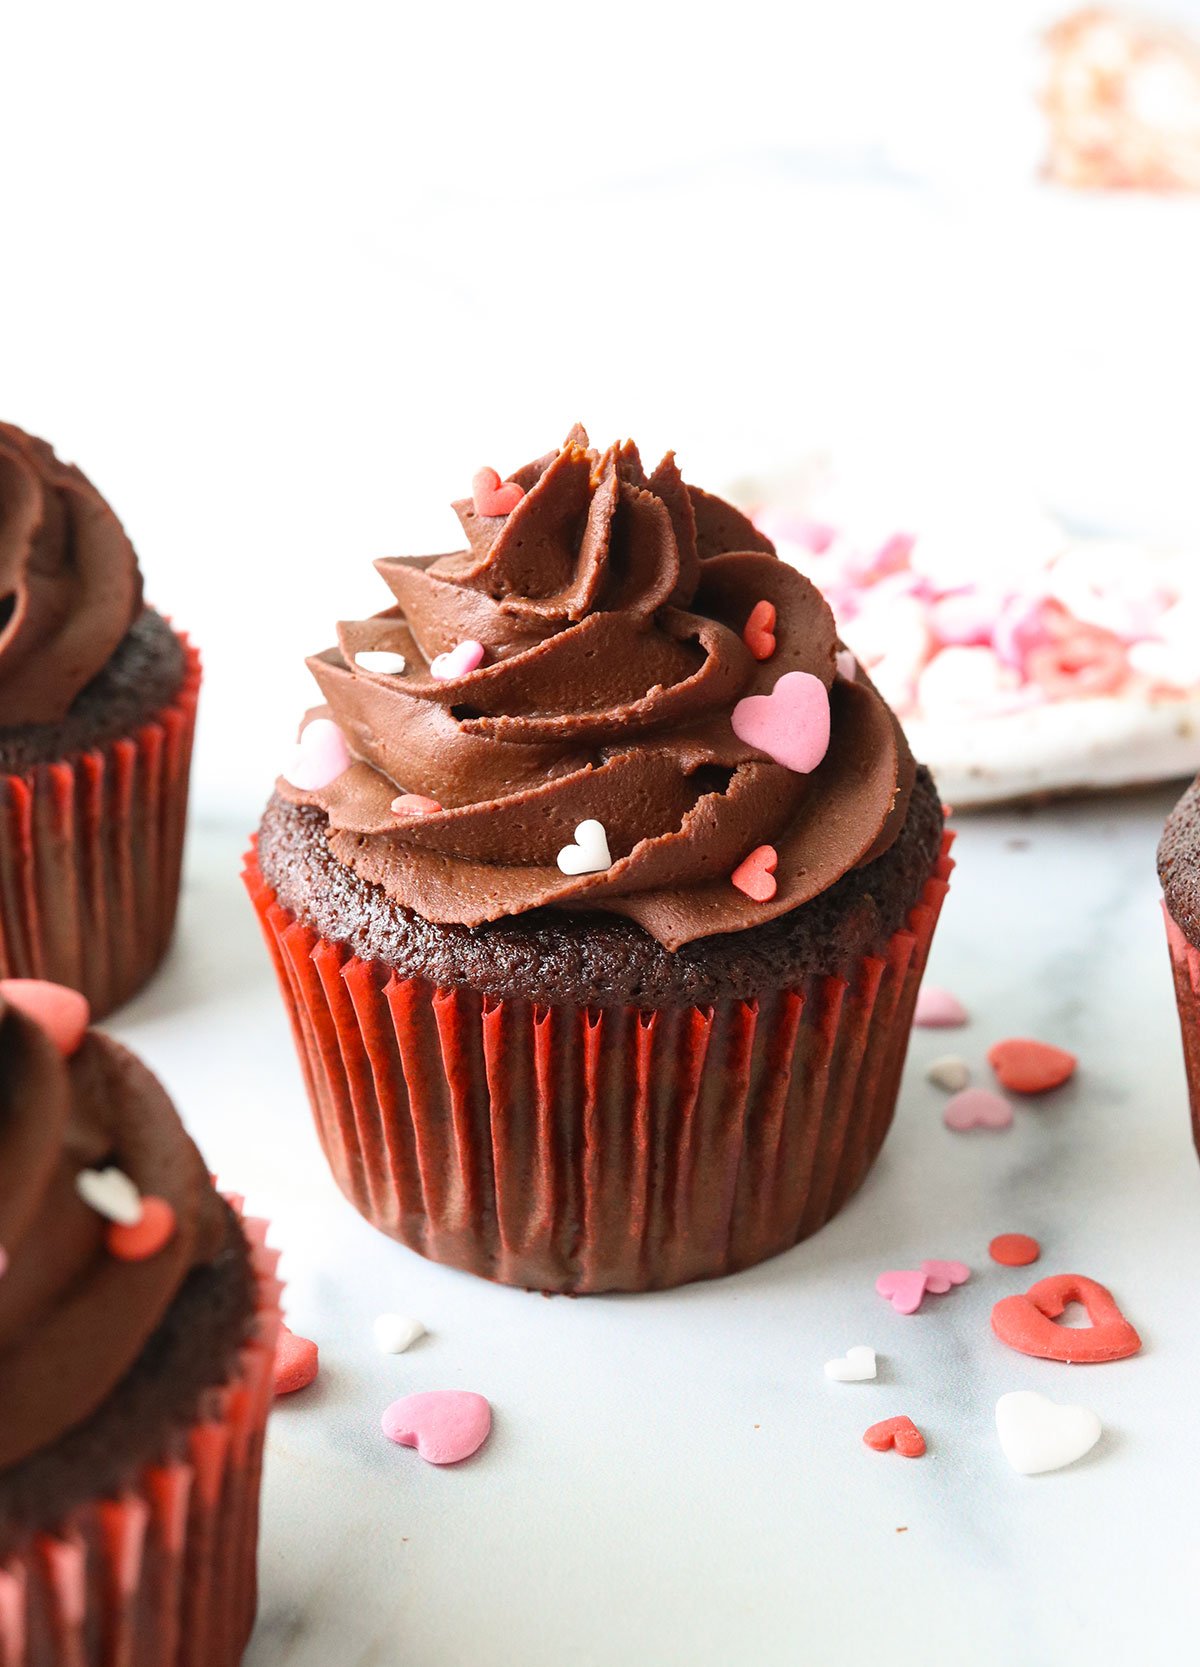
(913, 985, 968, 1028)
(381, 1390, 492, 1465)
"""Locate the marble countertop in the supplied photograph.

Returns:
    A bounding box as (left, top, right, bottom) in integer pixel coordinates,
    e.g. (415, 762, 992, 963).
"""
(107, 788, 1200, 1667)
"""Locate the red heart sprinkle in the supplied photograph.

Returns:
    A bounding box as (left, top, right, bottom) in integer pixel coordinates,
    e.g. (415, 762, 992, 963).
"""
(392, 794, 443, 817)
(106, 1197, 176, 1263)
(743, 600, 777, 661)
(472, 467, 525, 518)
(989, 1233, 1041, 1267)
(731, 844, 778, 902)
(864, 1416, 926, 1458)
(991, 1273, 1141, 1364)
(988, 1037, 1077, 1094)
(0, 979, 90, 1056)
(274, 1326, 320, 1396)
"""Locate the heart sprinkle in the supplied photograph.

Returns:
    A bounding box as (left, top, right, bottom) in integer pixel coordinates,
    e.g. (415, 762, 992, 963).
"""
(742, 600, 777, 660)
(731, 844, 778, 902)
(274, 1326, 319, 1396)
(864, 1415, 926, 1458)
(996, 1391, 1102, 1476)
(989, 1233, 1041, 1267)
(913, 985, 968, 1028)
(430, 639, 485, 681)
(876, 1270, 929, 1315)
(824, 1346, 877, 1382)
(730, 670, 831, 775)
(991, 1273, 1141, 1364)
(382, 1390, 492, 1465)
(472, 468, 525, 519)
(106, 1197, 176, 1262)
(0, 980, 90, 1056)
(927, 1055, 970, 1092)
(557, 819, 612, 876)
(285, 718, 351, 791)
(921, 1259, 970, 1292)
(835, 647, 857, 681)
(988, 1037, 1077, 1095)
(373, 1314, 427, 1355)
(355, 650, 408, 675)
(943, 1087, 1014, 1132)
(392, 794, 443, 817)
(76, 1167, 143, 1227)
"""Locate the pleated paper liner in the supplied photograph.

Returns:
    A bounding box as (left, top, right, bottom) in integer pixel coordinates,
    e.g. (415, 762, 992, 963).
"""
(245, 832, 953, 1293)
(1163, 904, 1200, 1163)
(0, 637, 201, 1021)
(0, 1197, 280, 1667)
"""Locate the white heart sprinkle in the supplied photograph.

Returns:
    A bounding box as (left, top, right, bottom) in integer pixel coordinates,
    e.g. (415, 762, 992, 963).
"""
(355, 651, 407, 676)
(995, 1390, 1102, 1476)
(928, 1054, 971, 1092)
(76, 1166, 142, 1226)
(556, 819, 612, 876)
(824, 1345, 877, 1383)
(373, 1313, 426, 1355)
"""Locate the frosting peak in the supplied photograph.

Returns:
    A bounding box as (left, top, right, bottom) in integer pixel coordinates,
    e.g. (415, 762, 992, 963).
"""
(281, 429, 916, 950)
(0, 423, 142, 726)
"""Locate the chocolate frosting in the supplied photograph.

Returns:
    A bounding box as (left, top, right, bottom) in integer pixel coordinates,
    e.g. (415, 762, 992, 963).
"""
(281, 429, 916, 951)
(0, 423, 143, 725)
(0, 998, 228, 1471)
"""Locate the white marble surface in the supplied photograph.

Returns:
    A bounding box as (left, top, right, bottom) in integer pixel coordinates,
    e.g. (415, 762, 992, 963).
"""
(106, 789, 1200, 1667)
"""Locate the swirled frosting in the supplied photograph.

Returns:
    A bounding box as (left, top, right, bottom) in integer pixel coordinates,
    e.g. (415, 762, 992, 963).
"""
(280, 428, 917, 950)
(0, 996, 228, 1470)
(0, 423, 143, 725)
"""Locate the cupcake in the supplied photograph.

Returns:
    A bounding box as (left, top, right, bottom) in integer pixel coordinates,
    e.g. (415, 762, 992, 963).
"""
(0, 424, 201, 1017)
(0, 978, 279, 1666)
(1159, 780, 1200, 1160)
(247, 428, 952, 1293)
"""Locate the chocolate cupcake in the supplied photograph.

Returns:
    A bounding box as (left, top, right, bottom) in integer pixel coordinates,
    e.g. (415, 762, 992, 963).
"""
(1159, 778, 1200, 1161)
(0, 978, 280, 1667)
(247, 428, 952, 1292)
(0, 425, 201, 1017)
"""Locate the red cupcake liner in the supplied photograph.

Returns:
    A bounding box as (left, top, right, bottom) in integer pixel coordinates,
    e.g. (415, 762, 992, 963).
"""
(0, 637, 201, 1021)
(1163, 904, 1200, 1162)
(0, 1197, 280, 1667)
(245, 834, 953, 1293)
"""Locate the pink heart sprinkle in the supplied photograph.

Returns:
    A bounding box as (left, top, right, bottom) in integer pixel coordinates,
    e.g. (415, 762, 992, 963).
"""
(943, 1087, 1014, 1132)
(472, 468, 525, 518)
(285, 718, 351, 791)
(731, 671, 831, 775)
(392, 794, 443, 817)
(913, 985, 968, 1028)
(430, 639, 485, 681)
(0, 979, 90, 1056)
(875, 1269, 929, 1315)
(920, 1259, 971, 1293)
(835, 648, 857, 681)
(381, 1390, 492, 1466)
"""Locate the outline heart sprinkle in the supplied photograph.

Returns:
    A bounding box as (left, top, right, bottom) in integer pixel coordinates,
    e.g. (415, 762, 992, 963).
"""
(730, 671, 831, 775)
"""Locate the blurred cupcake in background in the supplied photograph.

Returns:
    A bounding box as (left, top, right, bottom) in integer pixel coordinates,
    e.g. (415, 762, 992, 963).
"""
(0, 979, 280, 1666)
(247, 427, 951, 1294)
(0, 424, 201, 1016)
(1158, 784, 1200, 1163)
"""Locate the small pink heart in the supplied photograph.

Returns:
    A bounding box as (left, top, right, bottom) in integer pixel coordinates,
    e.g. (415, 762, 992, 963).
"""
(472, 467, 525, 518)
(430, 639, 485, 681)
(382, 1390, 492, 1466)
(285, 718, 351, 791)
(835, 648, 857, 681)
(0, 979, 90, 1056)
(920, 1259, 971, 1293)
(875, 1270, 929, 1315)
(913, 985, 968, 1028)
(943, 1087, 1013, 1132)
(730, 670, 831, 775)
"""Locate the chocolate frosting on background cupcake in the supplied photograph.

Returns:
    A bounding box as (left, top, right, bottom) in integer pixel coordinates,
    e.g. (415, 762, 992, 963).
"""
(280, 427, 917, 950)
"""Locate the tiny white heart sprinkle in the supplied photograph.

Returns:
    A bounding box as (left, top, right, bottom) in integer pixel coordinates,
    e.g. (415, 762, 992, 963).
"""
(557, 819, 612, 876)
(76, 1166, 142, 1226)
(995, 1390, 1102, 1476)
(355, 651, 407, 676)
(373, 1314, 426, 1354)
(824, 1345, 877, 1382)
(928, 1054, 971, 1092)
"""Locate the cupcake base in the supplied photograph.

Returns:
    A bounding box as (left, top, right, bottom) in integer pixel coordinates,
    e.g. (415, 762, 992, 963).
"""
(0, 637, 200, 1020)
(0, 1199, 280, 1667)
(245, 834, 953, 1293)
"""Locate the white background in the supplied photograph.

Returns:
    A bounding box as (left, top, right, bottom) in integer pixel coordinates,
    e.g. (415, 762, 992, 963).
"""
(3, 0, 1200, 824)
